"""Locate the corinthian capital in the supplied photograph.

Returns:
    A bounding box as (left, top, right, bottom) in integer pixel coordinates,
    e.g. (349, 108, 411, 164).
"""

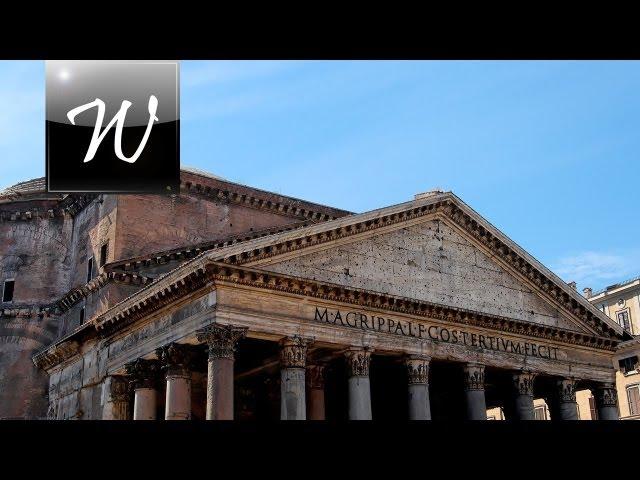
(124, 358, 160, 389)
(280, 336, 312, 369)
(155, 343, 196, 376)
(196, 324, 248, 360)
(463, 363, 485, 391)
(556, 378, 578, 403)
(405, 355, 430, 385)
(513, 371, 536, 396)
(594, 383, 618, 407)
(345, 347, 373, 377)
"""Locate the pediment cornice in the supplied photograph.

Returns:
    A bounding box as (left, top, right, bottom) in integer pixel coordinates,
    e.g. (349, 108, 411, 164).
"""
(97, 261, 620, 350)
(207, 194, 625, 340)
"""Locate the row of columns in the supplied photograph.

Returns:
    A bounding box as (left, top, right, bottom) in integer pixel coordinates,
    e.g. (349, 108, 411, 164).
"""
(103, 325, 620, 421)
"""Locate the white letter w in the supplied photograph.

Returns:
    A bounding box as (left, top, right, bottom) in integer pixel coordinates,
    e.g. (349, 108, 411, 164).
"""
(66, 95, 159, 164)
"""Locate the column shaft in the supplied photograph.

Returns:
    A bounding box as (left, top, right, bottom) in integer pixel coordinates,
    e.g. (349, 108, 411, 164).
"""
(512, 371, 536, 420)
(345, 347, 373, 420)
(197, 324, 247, 420)
(463, 363, 487, 420)
(156, 343, 195, 421)
(124, 358, 160, 421)
(165, 371, 192, 420)
(207, 357, 234, 420)
(553, 378, 579, 420)
(406, 355, 431, 420)
(307, 364, 326, 420)
(133, 388, 157, 420)
(594, 383, 619, 420)
(280, 336, 311, 420)
(281, 368, 306, 420)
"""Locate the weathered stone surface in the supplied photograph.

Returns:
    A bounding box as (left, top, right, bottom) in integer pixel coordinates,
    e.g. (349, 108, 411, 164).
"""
(3, 170, 626, 420)
(0, 169, 348, 419)
(265, 219, 582, 331)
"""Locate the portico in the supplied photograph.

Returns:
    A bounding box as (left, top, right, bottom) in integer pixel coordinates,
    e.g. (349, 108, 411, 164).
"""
(33, 192, 627, 420)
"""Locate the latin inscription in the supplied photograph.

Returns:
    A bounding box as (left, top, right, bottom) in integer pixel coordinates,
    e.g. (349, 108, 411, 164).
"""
(314, 307, 559, 360)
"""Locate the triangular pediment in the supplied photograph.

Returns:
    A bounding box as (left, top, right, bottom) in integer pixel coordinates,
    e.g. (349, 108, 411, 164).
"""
(206, 193, 625, 339)
(259, 217, 589, 333)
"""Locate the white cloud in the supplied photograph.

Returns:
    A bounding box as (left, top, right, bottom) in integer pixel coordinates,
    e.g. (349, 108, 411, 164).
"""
(551, 250, 640, 292)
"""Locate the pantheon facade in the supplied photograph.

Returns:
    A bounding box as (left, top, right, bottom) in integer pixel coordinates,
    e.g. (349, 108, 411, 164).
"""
(0, 168, 628, 420)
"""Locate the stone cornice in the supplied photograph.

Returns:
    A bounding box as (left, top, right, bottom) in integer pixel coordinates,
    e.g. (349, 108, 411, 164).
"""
(0, 193, 98, 222)
(92, 257, 620, 351)
(0, 272, 153, 321)
(32, 340, 80, 371)
(180, 173, 351, 223)
(204, 194, 624, 340)
(614, 336, 640, 353)
(1, 169, 351, 224)
(207, 263, 619, 351)
(55, 271, 154, 313)
(94, 257, 211, 336)
(0, 303, 56, 319)
(59, 194, 99, 217)
(106, 220, 314, 274)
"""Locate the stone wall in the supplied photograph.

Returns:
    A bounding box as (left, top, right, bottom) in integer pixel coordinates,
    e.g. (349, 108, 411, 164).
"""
(0, 170, 347, 419)
(0, 213, 73, 304)
(0, 197, 73, 418)
(46, 293, 214, 420)
(114, 193, 300, 261)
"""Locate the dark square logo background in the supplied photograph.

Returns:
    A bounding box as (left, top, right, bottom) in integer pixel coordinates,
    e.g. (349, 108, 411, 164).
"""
(46, 61, 179, 193)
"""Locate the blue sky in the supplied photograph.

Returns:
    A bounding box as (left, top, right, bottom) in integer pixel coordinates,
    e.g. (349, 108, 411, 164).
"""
(1, 60, 639, 293)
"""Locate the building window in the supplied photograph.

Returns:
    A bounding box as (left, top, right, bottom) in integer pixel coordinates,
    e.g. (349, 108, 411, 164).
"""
(617, 309, 632, 334)
(2, 279, 15, 302)
(619, 356, 638, 375)
(618, 298, 626, 307)
(588, 396, 598, 420)
(100, 242, 108, 267)
(534, 406, 547, 420)
(79, 306, 85, 324)
(87, 256, 94, 283)
(627, 385, 640, 416)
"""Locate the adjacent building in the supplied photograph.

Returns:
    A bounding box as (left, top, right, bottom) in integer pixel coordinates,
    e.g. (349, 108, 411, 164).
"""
(584, 278, 640, 420)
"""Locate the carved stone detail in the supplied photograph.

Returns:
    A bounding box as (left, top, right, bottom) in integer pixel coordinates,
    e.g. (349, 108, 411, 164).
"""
(345, 347, 373, 377)
(406, 355, 430, 385)
(513, 371, 536, 396)
(46, 402, 58, 420)
(196, 324, 248, 360)
(279, 336, 312, 369)
(306, 364, 326, 389)
(124, 358, 160, 389)
(463, 363, 485, 391)
(594, 383, 618, 407)
(109, 375, 130, 403)
(556, 378, 578, 403)
(156, 343, 196, 377)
